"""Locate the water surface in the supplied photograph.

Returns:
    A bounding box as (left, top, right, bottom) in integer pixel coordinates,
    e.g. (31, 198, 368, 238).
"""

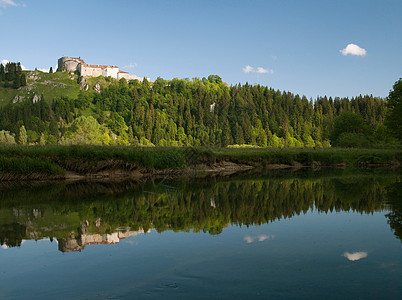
(0, 169, 401, 299)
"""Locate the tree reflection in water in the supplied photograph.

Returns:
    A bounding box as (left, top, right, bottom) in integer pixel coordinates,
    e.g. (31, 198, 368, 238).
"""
(0, 170, 400, 252)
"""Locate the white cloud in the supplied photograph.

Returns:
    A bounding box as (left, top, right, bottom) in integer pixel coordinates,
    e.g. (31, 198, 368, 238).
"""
(0, 1, 24, 14)
(124, 62, 137, 69)
(36, 66, 58, 73)
(243, 65, 273, 74)
(256, 67, 273, 74)
(243, 65, 254, 73)
(340, 43, 367, 56)
(1, 59, 27, 70)
(343, 251, 368, 261)
(0, 0, 17, 8)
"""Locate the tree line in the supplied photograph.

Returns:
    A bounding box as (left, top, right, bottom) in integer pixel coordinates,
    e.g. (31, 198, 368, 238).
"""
(0, 70, 400, 147)
(0, 62, 26, 89)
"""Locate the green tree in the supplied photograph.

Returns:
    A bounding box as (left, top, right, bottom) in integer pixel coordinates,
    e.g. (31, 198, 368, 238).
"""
(39, 133, 46, 145)
(49, 67, 53, 73)
(331, 111, 370, 147)
(385, 79, 402, 141)
(27, 130, 39, 144)
(61, 116, 107, 145)
(0, 64, 5, 81)
(0, 130, 16, 144)
(18, 125, 27, 145)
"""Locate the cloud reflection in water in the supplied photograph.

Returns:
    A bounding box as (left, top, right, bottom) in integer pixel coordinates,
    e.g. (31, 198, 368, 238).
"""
(343, 251, 368, 261)
(244, 235, 275, 243)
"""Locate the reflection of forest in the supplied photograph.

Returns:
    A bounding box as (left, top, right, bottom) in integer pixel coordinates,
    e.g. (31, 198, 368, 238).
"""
(0, 170, 400, 252)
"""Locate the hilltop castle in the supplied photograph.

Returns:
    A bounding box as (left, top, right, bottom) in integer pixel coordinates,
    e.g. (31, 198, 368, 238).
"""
(57, 56, 149, 82)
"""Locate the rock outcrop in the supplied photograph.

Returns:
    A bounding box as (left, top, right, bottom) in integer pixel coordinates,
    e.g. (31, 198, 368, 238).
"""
(32, 94, 40, 103)
(12, 95, 25, 103)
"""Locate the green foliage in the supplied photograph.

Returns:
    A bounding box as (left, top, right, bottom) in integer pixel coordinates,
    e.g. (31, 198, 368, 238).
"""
(385, 78, 402, 141)
(331, 111, 370, 147)
(106, 112, 128, 135)
(0, 71, 81, 108)
(336, 132, 369, 148)
(60, 116, 110, 145)
(27, 130, 40, 144)
(0, 62, 26, 89)
(0, 145, 399, 180)
(0, 156, 65, 175)
(0, 130, 16, 144)
(0, 73, 395, 148)
(18, 125, 27, 145)
(39, 133, 46, 145)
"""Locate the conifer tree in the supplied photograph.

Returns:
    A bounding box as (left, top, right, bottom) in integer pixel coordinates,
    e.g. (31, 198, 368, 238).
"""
(385, 78, 402, 141)
(18, 125, 27, 145)
(0, 64, 4, 81)
(39, 133, 46, 145)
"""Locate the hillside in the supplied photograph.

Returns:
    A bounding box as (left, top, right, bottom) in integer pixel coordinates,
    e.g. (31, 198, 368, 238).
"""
(0, 69, 397, 148)
(0, 70, 120, 106)
(0, 71, 78, 106)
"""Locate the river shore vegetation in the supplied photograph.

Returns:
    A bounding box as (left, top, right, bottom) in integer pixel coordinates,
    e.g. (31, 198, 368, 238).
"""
(0, 145, 400, 180)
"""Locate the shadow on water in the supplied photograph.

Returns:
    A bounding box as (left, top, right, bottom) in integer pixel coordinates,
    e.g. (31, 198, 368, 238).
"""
(0, 168, 400, 252)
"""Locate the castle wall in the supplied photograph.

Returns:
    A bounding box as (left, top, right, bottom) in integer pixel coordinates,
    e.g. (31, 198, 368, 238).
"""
(57, 57, 82, 73)
(117, 73, 146, 82)
(79, 65, 119, 78)
(80, 65, 103, 77)
(58, 56, 148, 81)
(104, 67, 119, 78)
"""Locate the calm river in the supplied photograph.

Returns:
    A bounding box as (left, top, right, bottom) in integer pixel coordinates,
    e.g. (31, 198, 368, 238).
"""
(0, 169, 401, 299)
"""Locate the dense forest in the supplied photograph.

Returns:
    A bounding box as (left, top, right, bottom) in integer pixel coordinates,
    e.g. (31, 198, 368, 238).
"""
(0, 61, 400, 148)
(0, 62, 26, 89)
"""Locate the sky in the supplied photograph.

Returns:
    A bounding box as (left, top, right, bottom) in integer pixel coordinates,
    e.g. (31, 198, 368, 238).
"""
(0, 0, 401, 99)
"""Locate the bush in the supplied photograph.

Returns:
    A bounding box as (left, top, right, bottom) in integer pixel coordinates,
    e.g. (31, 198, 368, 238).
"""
(336, 132, 370, 148)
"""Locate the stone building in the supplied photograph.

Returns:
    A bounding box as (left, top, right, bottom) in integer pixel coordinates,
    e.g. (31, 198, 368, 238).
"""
(57, 228, 150, 252)
(57, 56, 149, 82)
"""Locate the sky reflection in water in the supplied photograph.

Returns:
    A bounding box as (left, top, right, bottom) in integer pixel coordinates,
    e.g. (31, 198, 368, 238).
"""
(0, 170, 401, 299)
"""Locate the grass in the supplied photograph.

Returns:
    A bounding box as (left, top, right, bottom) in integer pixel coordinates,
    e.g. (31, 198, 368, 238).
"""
(0, 145, 400, 179)
(0, 71, 80, 106)
(0, 155, 65, 175)
(0, 71, 122, 107)
(212, 147, 401, 166)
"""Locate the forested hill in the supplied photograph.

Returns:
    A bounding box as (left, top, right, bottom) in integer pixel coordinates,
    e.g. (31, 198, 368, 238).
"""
(0, 69, 394, 147)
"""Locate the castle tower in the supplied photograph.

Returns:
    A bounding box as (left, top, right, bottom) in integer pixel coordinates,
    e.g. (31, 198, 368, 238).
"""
(57, 57, 85, 73)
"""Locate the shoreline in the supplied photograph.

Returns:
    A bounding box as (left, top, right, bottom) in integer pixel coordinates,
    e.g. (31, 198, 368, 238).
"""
(0, 146, 400, 181)
(0, 159, 399, 182)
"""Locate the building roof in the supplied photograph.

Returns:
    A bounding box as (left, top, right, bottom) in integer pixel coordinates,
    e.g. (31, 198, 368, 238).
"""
(70, 57, 85, 64)
(84, 64, 118, 69)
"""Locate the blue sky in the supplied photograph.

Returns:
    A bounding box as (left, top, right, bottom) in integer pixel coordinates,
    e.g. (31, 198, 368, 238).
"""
(0, 0, 401, 99)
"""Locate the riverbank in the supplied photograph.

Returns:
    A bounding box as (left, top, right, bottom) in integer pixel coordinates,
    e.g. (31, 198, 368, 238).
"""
(0, 146, 400, 180)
